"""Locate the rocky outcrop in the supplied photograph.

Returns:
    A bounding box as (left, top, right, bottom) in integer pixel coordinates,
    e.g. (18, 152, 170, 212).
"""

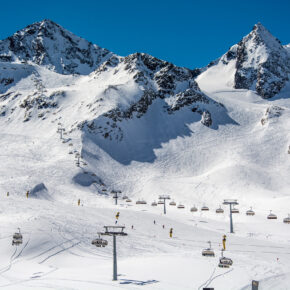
(0, 19, 112, 75)
(261, 105, 284, 125)
(234, 23, 290, 98)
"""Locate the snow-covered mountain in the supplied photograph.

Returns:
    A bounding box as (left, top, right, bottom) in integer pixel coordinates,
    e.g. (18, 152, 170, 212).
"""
(0, 19, 289, 207)
(212, 23, 290, 98)
(0, 19, 112, 75)
(0, 20, 290, 290)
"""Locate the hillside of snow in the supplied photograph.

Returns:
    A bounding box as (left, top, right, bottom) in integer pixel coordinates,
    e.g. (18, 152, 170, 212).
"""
(0, 19, 289, 289)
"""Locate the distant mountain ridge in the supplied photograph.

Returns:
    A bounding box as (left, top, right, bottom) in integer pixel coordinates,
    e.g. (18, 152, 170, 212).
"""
(0, 20, 289, 98)
(0, 19, 113, 75)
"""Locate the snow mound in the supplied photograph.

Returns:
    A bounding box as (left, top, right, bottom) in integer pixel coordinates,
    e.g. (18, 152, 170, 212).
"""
(29, 183, 51, 200)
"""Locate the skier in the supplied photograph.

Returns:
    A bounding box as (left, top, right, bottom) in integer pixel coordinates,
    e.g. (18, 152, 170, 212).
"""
(222, 234, 227, 250)
(169, 228, 173, 238)
(78, 199, 80, 206)
(131, 225, 134, 230)
(26, 191, 29, 198)
(162, 224, 165, 229)
(116, 212, 120, 220)
(153, 220, 156, 225)
(7, 192, 9, 197)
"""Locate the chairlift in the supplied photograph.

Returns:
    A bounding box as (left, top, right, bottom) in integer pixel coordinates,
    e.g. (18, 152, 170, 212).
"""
(201, 205, 209, 211)
(202, 241, 215, 257)
(177, 204, 185, 209)
(122, 195, 128, 200)
(231, 207, 239, 214)
(12, 228, 23, 246)
(267, 210, 277, 220)
(169, 201, 176, 206)
(246, 207, 255, 216)
(126, 198, 132, 203)
(158, 200, 164, 205)
(218, 250, 233, 268)
(136, 200, 147, 205)
(92, 235, 108, 247)
(283, 214, 290, 224)
(190, 206, 198, 212)
(151, 201, 158, 206)
(216, 206, 224, 214)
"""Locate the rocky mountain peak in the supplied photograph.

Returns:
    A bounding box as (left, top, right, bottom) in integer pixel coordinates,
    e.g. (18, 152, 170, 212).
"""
(219, 23, 290, 99)
(0, 19, 113, 75)
(246, 22, 283, 51)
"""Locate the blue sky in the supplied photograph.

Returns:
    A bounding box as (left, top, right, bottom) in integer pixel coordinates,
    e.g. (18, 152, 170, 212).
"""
(0, 0, 289, 68)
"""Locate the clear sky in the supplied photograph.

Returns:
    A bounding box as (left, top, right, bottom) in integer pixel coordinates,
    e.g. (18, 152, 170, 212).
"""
(0, 0, 289, 68)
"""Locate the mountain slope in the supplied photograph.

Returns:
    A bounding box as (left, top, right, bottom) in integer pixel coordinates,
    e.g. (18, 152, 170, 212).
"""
(0, 20, 288, 212)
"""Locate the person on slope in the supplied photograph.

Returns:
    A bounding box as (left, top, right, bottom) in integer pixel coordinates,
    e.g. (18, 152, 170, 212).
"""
(223, 235, 227, 250)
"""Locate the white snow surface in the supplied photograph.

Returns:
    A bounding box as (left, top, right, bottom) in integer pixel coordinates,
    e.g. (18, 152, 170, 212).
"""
(0, 21, 289, 289)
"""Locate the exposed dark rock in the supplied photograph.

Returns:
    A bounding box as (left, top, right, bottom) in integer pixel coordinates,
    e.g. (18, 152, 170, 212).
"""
(0, 19, 113, 75)
(261, 105, 284, 125)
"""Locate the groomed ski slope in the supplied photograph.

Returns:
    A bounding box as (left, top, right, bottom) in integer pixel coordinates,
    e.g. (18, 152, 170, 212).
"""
(0, 193, 290, 289)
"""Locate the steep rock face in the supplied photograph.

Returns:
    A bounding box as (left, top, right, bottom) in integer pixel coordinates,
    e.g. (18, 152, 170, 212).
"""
(0, 19, 112, 75)
(234, 23, 290, 98)
(79, 53, 220, 143)
(219, 23, 290, 98)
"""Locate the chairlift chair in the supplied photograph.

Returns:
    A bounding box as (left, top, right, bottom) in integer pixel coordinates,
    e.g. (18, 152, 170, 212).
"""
(246, 207, 255, 216)
(122, 195, 128, 200)
(283, 214, 290, 224)
(151, 201, 158, 206)
(190, 206, 198, 212)
(126, 198, 132, 203)
(231, 207, 239, 214)
(177, 204, 185, 209)
(158, 200, 164, 205)
(12, 228, 23, 246)
(216, 206, 224, 214)
(267, 210, 277, 220)
(201, 205, 209, 211)
(136, 200, 147, 205)
(92, 236, 108, 247)
(202, 241, 215, 257)
(218, 250, 233, 268)
(169, 201, 176, 206)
